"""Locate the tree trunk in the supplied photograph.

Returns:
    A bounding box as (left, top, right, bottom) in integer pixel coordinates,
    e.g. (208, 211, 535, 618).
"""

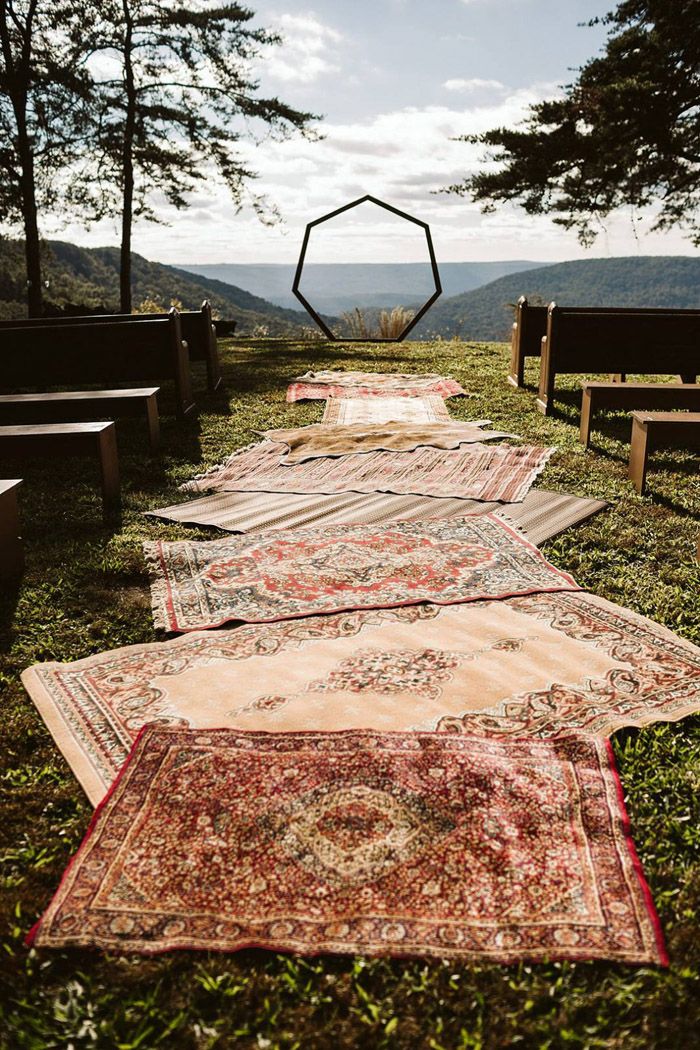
(18, 138, 42, 317)
(119, 0, 136, 314)
(0, 1, 43, 317)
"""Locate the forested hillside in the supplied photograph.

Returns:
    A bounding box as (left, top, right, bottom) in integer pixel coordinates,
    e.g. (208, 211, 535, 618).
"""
(0, 238, 309, 334)
(413, 256, 700, 340)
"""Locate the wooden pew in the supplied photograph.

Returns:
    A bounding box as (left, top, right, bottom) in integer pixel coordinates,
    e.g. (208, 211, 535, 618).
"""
(537, 305, 699, 415)
(628, 411, 700, 494)
(0, 478, 23, 578)
(0, 301, 222, 393)
(580, 381, 700, 447)
(0, 422, 120, 514)
(510, 299, 700, 392)
(0, 387, 161, 452)
(0, 309, 195, 419)
(509, 297, 548, 387)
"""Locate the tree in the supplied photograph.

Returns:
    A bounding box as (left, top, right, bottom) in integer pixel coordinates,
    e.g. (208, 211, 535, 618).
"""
(444, 0, 700, 246)
(0, 1, 89, 315)
(73, 1, 318, 312)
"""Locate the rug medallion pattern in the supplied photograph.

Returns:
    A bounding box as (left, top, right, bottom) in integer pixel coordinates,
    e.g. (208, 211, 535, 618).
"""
(28, 728, 667, 963)
(144, 515, 578, 632)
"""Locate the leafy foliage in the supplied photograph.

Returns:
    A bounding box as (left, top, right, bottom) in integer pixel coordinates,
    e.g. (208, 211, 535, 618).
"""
(0, 338, 698, 1048)
(445, 0, 700, 245)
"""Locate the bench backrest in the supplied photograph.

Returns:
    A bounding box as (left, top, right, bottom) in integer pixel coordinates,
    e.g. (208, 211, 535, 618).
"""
(512, 298, 549, 357)
(0, 301, 213, 362)
(546, 305, 700, 372)
(0, 308, 194, 416)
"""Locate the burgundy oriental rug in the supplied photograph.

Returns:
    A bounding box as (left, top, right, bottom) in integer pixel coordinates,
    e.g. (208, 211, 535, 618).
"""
(143, 515, 579, 632)
(27, 727, 667, 964)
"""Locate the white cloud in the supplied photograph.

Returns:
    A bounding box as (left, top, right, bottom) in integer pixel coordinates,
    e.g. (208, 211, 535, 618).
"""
(443, 77, 505, 92)
(45, 81, 693, 266)
(263, 13, 343, 84)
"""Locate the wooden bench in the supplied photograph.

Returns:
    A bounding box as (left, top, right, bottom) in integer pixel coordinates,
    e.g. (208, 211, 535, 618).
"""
(580, 382, 700, 447)
(0, 478, 23, 578)
(537, 305, 699, 415)
(0, 422, 120, 513)
(628, 411, 700, 494)
(511, 299, 700, 391)
(0, 387, 161, 452)
(0, 301, 222, 394)
(0, 308, 195, 419)
(509, 297, 549, 387)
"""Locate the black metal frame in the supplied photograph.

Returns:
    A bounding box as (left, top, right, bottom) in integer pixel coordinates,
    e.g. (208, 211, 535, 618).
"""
(292, 194, 442, 342)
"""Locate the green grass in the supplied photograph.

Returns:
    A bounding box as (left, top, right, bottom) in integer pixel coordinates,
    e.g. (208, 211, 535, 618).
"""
(1, 338, 699, 1049)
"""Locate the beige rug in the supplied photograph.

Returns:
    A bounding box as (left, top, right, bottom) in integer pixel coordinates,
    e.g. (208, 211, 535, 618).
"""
(147, 488, 607, 546)
(23, 591, 700, 805)
(261, 421, 519, 464)
(181, 440, 556, 503)
(322, 396, 451, 424)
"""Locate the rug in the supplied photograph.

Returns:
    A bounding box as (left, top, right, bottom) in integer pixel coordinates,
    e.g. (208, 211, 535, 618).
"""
(143, 515, 579, 632)
(23, 592, 700, 805)
(288, 381, 466, 402)
(147, 488, 608, 546)
(288, 370, 467, 403)
(260, 422, 520, 464)
(322, 396, 451, 425)
(181, 440, 556, 503)
(293, 370, 459, 388)
(27, 726, 667, 964)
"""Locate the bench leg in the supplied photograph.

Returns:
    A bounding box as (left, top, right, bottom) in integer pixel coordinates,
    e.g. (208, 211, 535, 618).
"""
(507, 325, 525, 388)
(579, 388, 594, 447)
(145, 394, 161, 453)
(628, 417, 650, 495)
(679, 374, 697, 384)
(97, 426, 121, 511)
(610, 374, 627, 383)
(0, 487, 23, 578)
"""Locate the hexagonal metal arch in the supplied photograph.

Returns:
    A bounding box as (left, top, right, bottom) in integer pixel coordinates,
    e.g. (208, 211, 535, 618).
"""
(292, 194, 442, 342)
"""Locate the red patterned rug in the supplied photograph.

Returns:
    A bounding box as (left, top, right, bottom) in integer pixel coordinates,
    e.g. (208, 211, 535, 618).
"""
(181, 440, 555, 503)
(144, 515, 579, 632)
(28, 728, 667, 964)
(287, 370, 467, 402)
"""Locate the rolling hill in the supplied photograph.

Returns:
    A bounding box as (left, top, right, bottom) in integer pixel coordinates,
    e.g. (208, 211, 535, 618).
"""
(412, 256, 700, 340)
(179, 260, 542, 313)
(0, 237, 310, 334)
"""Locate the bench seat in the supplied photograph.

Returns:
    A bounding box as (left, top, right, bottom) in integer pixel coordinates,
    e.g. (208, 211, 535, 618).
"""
(628, 411, 700, 494)
(580, 382, 700, 447)
(0, 478, 23, 578)
(0, 422, 120, 514)
(0, 387, 161, 452)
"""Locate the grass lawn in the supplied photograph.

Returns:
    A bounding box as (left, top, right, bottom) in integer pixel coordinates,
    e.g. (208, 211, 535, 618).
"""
(1, 337, 699, 1049)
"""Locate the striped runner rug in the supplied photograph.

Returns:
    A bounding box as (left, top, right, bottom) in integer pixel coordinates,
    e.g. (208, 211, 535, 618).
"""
(147, 488, 607, 546)
(180, 441, 556, 503)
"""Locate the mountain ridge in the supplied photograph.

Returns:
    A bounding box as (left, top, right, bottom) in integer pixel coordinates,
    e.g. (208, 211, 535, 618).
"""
(0, 237, 310, 334)
(411, 255, 700, 340)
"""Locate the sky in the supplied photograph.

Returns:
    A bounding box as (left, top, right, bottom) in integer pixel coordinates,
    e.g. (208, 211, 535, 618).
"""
(49, 0, 698, 266)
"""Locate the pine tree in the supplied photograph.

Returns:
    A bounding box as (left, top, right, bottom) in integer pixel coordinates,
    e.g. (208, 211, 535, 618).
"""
(444, 0, 700, 246)
(0, 1, 89, 315)
(73, 1, 318, 312)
